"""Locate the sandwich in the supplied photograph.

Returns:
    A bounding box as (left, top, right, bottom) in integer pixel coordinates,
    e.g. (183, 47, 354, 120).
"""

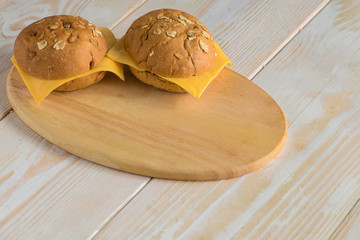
(107, 9, 232, 97)
(12, 15, 124, 103)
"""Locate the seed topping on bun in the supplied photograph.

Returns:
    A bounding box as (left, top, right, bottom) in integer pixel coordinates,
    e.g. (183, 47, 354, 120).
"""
(124, 9, 217, 78)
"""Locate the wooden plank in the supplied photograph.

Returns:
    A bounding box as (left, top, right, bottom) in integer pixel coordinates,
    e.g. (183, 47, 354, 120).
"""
(110, 0, 330, 77)
(0, 0, 146, 119)
(0, 0, 154, 239)
(0, 0, 332, 237)
(95, 0, 360, 239)
(330, 199, 360, 240)
(0, 111, 150, 239)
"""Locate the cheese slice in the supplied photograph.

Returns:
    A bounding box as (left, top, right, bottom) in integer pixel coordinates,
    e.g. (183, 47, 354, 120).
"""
(107, 37, 232, 98)
(12, 56, 124, 104)
(99, 27, 117, 50)
(12, 27, 124, 104)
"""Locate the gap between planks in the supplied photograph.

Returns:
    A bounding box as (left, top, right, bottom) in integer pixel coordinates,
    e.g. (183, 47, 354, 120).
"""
(329, 198, 360, 240)
(107, 0, 148, 29)
(87, 178, 152, 240)
(249, 0, 331, 80)
(0, 109, 12, 122)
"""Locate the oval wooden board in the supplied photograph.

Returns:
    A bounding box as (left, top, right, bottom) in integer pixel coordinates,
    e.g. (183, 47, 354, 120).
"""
(6, 67, 287, 181)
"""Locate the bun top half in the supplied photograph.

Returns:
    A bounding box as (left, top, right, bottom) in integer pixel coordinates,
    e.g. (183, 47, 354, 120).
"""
(123, 9, 216, 78)
(14, 15, 107, 80)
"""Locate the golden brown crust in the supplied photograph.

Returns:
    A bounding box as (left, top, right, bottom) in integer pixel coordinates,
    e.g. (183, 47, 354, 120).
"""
(124, 9, 216, 78)
(14, 15, 107, 81)
(55, 71, 106, 91)
(129, 67, 186, 93)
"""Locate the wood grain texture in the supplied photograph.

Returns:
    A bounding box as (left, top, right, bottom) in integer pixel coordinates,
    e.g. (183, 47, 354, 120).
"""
(0, 0, 146, 119)
(7, 67, 287, 181)
(0, 0, 341, 238)
(0, 0, 153, 238)
(95, 0, 360, 238)
(331, 199, 360, 240)
(0, 111, 149, 240)
(110, 0, 331, 78)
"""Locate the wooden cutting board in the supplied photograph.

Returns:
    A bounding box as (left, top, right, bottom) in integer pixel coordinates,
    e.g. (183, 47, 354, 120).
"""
(6, 67, 287, 181)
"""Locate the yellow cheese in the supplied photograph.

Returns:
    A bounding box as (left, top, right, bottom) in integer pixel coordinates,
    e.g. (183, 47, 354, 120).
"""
(12, 27, 124, 104)
(12, 56, 124, 104)
(99, 27, 117, 50)
(107, 37, 232, 98)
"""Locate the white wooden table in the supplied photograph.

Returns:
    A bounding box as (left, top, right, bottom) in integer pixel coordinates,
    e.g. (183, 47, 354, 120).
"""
(1, 0, 360, 239)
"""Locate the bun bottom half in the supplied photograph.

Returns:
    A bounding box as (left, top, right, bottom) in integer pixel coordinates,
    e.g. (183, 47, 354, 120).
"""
(129, 67, 186, 93)
(55, 71, 106, 91)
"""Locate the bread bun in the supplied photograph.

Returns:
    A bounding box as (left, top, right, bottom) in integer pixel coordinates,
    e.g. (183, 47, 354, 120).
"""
(129, 67, 186, 93)
(14, 15, 107, 91)
(55, 71, 106, 91)
(124, 9, 216, 83)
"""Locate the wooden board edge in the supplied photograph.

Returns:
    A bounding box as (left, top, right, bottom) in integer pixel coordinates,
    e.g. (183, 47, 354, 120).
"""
(6, 67, 288, 181)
